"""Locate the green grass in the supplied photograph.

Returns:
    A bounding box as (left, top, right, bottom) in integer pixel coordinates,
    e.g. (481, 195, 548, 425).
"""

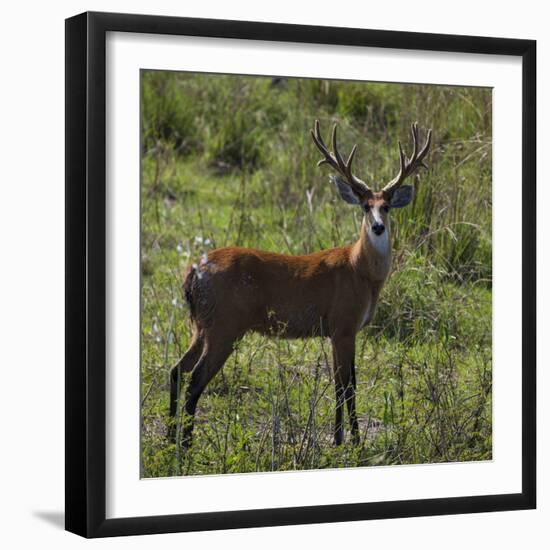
(140, 71, 492, 477)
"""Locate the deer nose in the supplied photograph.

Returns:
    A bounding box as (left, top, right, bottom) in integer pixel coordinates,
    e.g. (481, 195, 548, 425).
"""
(372, 222, 385, 236)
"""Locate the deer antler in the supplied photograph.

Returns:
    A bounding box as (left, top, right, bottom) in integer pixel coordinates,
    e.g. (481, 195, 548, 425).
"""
(311, 120, 372, 197)
(382, 122, 432, 197)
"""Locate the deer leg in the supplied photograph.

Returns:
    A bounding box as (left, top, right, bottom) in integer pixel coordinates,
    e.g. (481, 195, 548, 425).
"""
(331, 335, 356, 446)
(332, 345, 344, 445)
(168, 331, 205, 443)
(180, 334, 236, 449)
(346, 362, 360, 445)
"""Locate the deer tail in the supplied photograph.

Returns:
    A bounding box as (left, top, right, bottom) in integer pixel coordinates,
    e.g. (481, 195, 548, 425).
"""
(183, 265, 198, 321)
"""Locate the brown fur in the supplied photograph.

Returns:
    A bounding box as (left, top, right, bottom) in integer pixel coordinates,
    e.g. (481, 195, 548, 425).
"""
(188, 236, 386, 339)
(169, 211, 392, 447)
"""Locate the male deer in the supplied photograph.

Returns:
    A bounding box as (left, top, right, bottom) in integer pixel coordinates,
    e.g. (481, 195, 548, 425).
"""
(169, 121, 432, 447)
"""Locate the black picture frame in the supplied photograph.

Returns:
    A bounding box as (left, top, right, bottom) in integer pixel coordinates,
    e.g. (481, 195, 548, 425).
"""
(65, 11, 536, 538)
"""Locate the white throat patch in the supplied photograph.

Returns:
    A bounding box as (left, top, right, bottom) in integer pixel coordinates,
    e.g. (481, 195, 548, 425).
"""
(368, 226, 390, 256)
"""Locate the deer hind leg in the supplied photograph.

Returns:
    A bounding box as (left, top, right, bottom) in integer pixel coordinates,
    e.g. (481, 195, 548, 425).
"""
(179, 330, 237, 449)
(168, 331, 205, 442)
(331, 335, 358, 446)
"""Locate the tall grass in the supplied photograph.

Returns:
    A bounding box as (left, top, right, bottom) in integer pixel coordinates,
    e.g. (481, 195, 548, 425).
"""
(140, 70, 492, 477)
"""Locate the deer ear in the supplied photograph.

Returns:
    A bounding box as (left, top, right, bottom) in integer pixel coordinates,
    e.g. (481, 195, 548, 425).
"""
(330, 176, 361, 205)
(389, 185, 414, 208)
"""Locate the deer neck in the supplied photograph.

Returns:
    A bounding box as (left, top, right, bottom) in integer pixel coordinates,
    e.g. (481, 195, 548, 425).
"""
(351, 218, 392, 282)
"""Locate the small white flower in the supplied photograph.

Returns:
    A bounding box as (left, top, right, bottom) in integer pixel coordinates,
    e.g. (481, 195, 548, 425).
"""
(176, 243, 184, 254)
(152, 321, 159, 333)
(171, 297, 178, 306)
(194, 235, 203, 245)
(204, 238, 212, 246)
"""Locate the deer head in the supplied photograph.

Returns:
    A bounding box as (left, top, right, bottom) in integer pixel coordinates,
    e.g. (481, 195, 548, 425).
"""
(311, 120, 432, 238)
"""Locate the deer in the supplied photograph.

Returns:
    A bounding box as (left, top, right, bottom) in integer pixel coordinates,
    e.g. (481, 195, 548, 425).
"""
(168, 120, 432, 448)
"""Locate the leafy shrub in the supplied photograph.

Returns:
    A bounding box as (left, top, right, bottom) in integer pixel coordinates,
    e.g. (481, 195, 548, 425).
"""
(337, 83, 400, 130)
(141, 71, 198, 154)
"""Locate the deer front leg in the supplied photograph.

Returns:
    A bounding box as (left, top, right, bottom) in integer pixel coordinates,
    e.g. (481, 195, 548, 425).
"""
(331, 335, 357, 446)
(346, 361, 360, 445)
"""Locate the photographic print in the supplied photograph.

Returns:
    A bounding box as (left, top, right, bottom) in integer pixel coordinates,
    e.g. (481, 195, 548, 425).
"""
(140, 71, 492, 478)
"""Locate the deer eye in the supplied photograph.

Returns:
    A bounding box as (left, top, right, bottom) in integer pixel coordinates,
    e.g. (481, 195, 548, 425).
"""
(363, 204, 370, 214)
(382, 205, 390, 213)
